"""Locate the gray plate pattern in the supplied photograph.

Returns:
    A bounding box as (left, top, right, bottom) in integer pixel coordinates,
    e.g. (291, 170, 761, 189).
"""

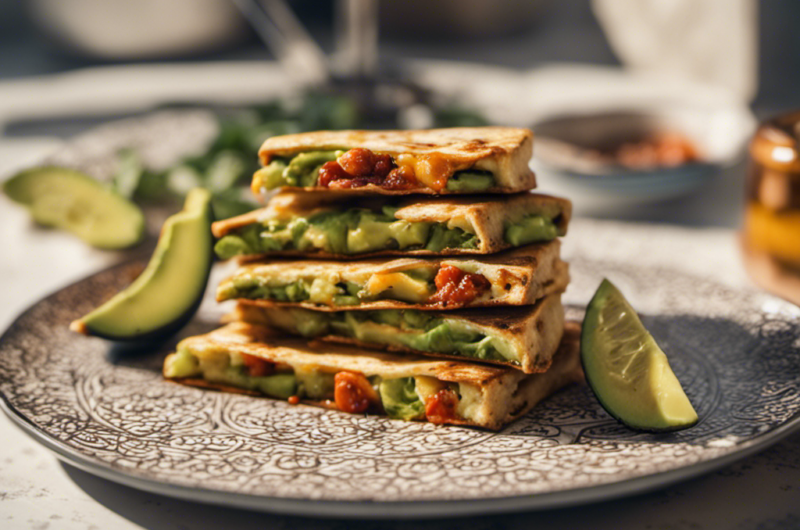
(1, 111, 799, 516)
(1, 256, 799, 517)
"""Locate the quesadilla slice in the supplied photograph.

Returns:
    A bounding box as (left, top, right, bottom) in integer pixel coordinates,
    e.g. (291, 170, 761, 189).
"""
(217, 241, 568, 310)
(213, 190, 571, 260)
(230, 293, 564, 374)
(162, 321, 582, 430)
(252, 127, 535, 195)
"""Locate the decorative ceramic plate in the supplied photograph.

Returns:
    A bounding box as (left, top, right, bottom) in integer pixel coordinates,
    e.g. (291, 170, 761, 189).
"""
(1, 111, 798, 518)
(2, 226, 799, 518)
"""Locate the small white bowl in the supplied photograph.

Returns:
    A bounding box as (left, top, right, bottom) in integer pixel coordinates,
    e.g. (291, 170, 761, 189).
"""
(520, 66, 757, 214)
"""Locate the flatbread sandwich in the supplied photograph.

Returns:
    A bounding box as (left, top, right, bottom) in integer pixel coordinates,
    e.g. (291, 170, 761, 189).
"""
(213, 190, 571, 260)
(216, 241, 568, 310)
(163, 321, 582, 430)
(251, 127, 536, 195)
(230, 292, 564, 374)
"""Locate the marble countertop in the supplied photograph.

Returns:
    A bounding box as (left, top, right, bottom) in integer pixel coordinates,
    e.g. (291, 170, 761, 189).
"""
(1, 128, 799, 530)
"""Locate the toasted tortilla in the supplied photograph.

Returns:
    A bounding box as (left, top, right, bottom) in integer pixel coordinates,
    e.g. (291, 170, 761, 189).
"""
(164, 321, 583, 430)
(218, 241, 568, 311)
(231, 293, 565, 374)
(256, 127, 536, 195)
(211, 191, 572, 259)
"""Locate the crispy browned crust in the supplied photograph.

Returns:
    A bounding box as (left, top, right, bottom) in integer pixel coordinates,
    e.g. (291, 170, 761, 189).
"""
(211, 209, 261, 238)
(211, 191, 572, 259)
(219, 241, 568, 311)
(164, 321, 583, 430)
(393, 193, 571, 257)
(259, 127, 531, 163)
(229, 239, 558, 268)
(492, 321, 583, 430)
(233, 293, 566, 374)
(255, 127, 536, 195)
(268, 181, 537, 196)
(232, 262, 566, 312)
(172, 322, 511, 385)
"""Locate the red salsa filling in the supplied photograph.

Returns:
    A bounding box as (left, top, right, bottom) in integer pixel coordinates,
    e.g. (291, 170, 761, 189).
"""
(318, 148, 418, 190)
(425, 388, 460, 424)
(428, 265, 491, 306)
(240, 353, 275, 377)
(334, 371, 379, 413)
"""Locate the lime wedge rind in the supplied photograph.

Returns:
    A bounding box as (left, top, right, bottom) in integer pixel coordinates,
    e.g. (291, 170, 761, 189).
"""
(581, 279, 699, 433)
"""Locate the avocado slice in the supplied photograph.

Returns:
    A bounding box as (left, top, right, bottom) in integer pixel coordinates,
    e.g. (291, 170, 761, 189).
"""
(3, 166, 144, 249)
(581, 279, 698, 432)
(379, 377, 425, 420)
(445, 171, 495, 192)
(504, 215, 559, 247)
(70, 188, 214, 341)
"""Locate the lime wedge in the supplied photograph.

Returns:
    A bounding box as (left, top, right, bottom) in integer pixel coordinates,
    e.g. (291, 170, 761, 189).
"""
(581, 279, 698, 432)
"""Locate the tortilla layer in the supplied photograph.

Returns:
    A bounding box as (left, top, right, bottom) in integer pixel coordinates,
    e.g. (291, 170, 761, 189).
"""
(164, 321, 583, 430)
(231, 293, 565, 374)
(256, 127, 535, 194)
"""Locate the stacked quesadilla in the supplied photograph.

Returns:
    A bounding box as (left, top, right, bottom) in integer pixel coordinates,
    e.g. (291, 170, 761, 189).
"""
(164, 127, 581, 430)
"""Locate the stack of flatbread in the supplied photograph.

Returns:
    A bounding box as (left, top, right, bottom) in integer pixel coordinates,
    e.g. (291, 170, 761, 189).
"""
(163, 128, 582, 430)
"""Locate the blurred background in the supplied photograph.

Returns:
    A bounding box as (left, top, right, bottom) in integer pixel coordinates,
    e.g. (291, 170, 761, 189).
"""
(4, 0, 800, 222)
(4, 0, 799, 110)
(0, 0, 798, 264)
(2, 3, 800, 525)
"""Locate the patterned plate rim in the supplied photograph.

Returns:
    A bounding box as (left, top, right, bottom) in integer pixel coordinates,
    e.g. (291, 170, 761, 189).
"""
(2, 264, 800, 519)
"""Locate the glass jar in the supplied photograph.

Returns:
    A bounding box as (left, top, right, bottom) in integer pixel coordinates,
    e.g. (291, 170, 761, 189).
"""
(742, 111, 800, 305)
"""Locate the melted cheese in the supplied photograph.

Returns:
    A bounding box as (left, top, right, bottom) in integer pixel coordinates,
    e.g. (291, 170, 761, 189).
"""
(397, 153, 452, 191)
(488, 269, 523, 299)
(363, 272, 432, 302)
(300, 226, 330, 249)
(456, 383, 483, 420)
(308, 277, 339, 304)
(414, 376, 446, 403)
(446, 215, 476, 234)
(261, 193, 333, 221)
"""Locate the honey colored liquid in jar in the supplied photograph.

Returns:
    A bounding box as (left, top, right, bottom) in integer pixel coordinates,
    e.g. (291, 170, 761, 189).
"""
(742, 111, 800, 305)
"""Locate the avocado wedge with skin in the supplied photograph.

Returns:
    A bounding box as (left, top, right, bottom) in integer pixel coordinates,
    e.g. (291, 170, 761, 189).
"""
(581, 279, 698, 432)
(71, 188, 215, 341)
(3, 166, 144, 249)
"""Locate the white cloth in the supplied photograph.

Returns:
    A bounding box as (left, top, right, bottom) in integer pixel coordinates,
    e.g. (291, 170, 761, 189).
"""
(592, 0, 758, 102)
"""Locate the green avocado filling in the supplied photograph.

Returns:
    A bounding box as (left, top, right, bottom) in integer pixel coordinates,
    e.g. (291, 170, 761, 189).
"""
(217, 269, 435, 306)
(260, 308, 519, 364)
(379, 377, 425, 420)
(218, 277, 313, 304)
(214, 205, 479, 259)
(504, 215, 559, 246)
(164, 349, 440, 421)
(252, 151, 340, 190)
(164, 348, 297, 399)
(251, 150, 496, 192)
(445, 170, 495, 192)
